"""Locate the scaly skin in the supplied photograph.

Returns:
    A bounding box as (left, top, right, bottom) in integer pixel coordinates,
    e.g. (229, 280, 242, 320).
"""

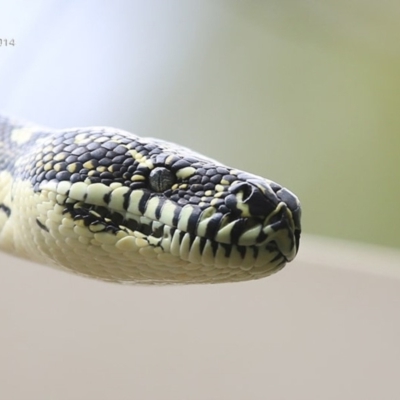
(0, 115, 301, 284)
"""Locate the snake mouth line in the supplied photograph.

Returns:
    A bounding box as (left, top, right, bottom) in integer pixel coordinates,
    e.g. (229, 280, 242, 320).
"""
(39, 167, 300, 269)
(62, 198, 295, 268)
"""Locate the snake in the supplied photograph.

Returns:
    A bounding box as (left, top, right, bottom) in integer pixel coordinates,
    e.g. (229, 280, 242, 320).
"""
(0, 114, 301, 284)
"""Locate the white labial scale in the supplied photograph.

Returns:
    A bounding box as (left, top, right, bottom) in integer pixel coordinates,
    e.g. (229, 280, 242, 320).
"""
(170, 230, 182, 257)
(160, 237, 171, 252)
(214, 220, 236, 244)
(108, 186, 130, 211)
(240, 248, 256, 271)
(177, 205, 193, 232)
(199, 206, 216, 220)
(158, 200, 178, 226)
(127, 190, 145, 214)
(215, 245, 229, 268)
(196, 218, 211, 238)
(179, 233, 192, 261)
(238, 224, 262, 246)
(115, 236, 139, 252)
(144, 197, 159, 220)
(85, 183, 111, 206)
(56, 181, 72, 195)
(228, 246, 244, 268)
(39, 180, 58, 193)
(187, 236, 202, 265)
(68, 182, 88, 201)
(201, 240, 215, 267)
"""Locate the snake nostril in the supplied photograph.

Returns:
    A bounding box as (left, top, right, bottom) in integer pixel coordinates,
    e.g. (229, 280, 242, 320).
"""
(241, 183, 254, 202)
(226, 181, 279, 217)
(229, 182, 255, 202)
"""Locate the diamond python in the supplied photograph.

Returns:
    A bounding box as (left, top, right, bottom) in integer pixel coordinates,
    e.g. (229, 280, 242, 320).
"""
(0, 115, 301, 284)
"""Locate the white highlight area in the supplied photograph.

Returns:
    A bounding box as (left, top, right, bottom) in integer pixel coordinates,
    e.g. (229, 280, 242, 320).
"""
(10, 128, 34, 145)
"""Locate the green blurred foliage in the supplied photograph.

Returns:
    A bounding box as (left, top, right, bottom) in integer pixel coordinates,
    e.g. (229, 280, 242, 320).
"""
(144, 1, 400, 248)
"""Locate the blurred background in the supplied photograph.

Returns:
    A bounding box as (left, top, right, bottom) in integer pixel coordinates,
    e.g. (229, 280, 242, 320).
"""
(1, 1, 400, 400)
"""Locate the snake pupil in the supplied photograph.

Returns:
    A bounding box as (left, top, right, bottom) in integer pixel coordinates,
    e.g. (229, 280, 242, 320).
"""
(149, 167, 175, 192)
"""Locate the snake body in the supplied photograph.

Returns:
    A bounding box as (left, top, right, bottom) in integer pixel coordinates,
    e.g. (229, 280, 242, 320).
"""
(0, 115, 301, 284)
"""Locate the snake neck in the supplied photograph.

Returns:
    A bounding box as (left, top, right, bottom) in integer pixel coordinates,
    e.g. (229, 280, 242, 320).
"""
(0, 116, 47, 255)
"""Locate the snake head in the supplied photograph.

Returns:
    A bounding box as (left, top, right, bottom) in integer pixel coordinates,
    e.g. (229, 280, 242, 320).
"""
(106, 136, 302, 276)
(2, 120, 301, 284)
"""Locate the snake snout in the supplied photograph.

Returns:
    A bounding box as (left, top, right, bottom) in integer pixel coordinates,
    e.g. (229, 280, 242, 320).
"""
(275, 188, 301, 229)
(225, 179, 301, 258)
(275, 187, 302, 256)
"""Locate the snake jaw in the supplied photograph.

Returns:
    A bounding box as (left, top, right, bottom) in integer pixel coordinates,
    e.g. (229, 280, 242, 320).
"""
(49, 160, 301, 278)
(61, 184, 298, 274)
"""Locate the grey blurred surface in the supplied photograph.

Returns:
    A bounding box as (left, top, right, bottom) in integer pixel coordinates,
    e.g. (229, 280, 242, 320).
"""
(1, 236, 400, 400)
(1, 1, 400, 399)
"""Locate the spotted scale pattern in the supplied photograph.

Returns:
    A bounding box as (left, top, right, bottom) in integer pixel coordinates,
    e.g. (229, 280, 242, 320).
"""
(0, 115, 301, 284)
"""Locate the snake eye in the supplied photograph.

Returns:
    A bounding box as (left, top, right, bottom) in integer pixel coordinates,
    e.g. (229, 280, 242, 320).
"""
(149, 167, 176, 192)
